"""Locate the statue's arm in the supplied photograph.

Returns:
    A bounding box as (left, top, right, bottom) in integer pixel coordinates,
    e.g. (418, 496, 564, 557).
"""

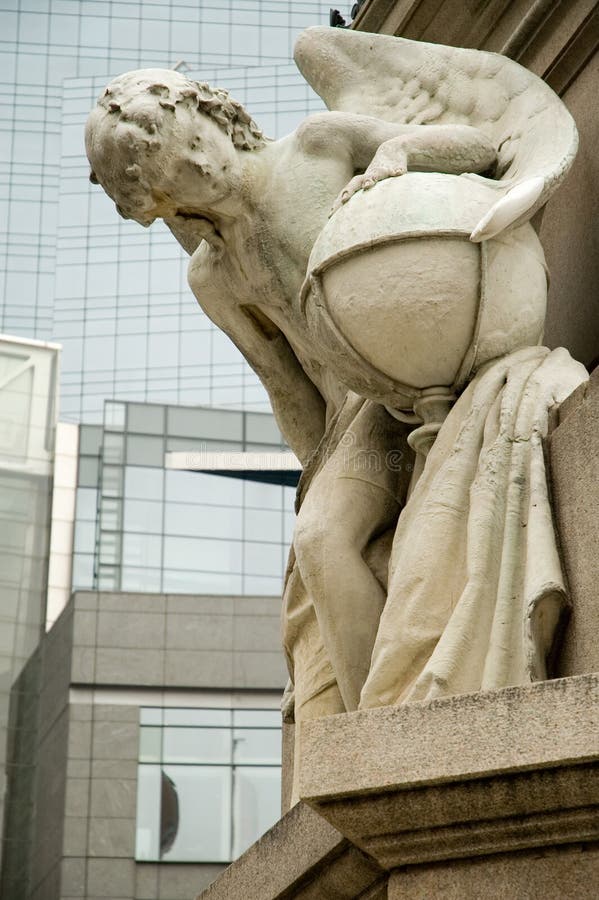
(297, 112, 496, 212)
(231, 306, 327, 465)
(187, 260, 326, 463)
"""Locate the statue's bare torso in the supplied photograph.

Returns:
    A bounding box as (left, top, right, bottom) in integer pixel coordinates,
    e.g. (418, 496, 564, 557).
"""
(186, 127, 358, 414)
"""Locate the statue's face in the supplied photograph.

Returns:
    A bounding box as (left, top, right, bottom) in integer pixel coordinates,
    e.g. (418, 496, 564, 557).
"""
(87, 98, 240, 227)
(134, 106, 240, 223)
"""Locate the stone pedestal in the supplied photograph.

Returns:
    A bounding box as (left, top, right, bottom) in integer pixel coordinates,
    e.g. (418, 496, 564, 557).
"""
(199, 674, 599, 899)
(199, 374, 599, 899)
(550, 367, 599, 678)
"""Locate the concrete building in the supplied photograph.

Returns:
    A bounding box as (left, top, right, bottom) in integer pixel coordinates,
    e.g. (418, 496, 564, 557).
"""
(0, 335, 60, 864)
(0, 386, 296, 898)
(2, 590, 286, 900)
(1, 5, 327, 892)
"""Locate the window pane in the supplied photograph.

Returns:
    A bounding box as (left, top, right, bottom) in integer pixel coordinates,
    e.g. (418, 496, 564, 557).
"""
(140, 726, 162, 762)
(127, 434, 164, 466)
(233, 710, 281, 728)
(233, 728, 281, 765)
(164, 709, 231, 727)
(162, 765, 231, 862)
(123, 498, 163, 534)
(122, 566, 162, 592)
(140, 708, 162, 726)
(163, 726, 231, 764)
(135, 765, 161, 861)
(125, 466, 164, 500)
(128, 403, 165, 434)
(122, 533, 162, 568)
(232, 767, 281, 858)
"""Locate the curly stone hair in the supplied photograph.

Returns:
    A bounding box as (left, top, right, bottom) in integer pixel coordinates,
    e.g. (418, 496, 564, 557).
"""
(86, 69, 268, 218)
(88, 68, 267, 187)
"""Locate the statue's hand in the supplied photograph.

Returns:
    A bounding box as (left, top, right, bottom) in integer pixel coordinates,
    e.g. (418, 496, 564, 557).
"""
(330, 155, 408, 217)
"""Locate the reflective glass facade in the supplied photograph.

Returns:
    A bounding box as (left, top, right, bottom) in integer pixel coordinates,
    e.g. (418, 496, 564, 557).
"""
(0, 335, 59, 866)
(136, 707, 282, 863)
(55, 62, 324, 422)
(1, 1, 329, 418)
(73, 399, 296, 595)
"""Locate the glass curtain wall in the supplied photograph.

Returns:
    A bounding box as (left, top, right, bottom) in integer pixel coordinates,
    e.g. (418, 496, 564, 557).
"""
(55, 62, 324, 422)
(1, 0, 330, 404)
(136, 707, 282, 863)
(73, 400, 295, 594)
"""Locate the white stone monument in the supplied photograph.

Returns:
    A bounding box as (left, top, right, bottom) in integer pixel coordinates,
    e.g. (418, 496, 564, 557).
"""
(86, 27, 598, 897)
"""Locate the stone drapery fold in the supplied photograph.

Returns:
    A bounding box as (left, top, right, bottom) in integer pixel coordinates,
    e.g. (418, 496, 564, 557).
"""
(360, 346, 588, 708)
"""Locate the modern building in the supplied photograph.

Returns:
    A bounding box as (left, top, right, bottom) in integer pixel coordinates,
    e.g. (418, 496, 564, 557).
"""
(1, 589, 287, 900)
(1, 0, 329, 402)
(69, 399, 296, 599)
(0, 334, 60, 859)
(1, 3, 333, 886)
(0, 379, 300, 897)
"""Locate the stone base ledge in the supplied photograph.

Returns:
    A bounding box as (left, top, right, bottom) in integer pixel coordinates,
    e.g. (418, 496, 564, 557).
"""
(197, 801, 385, 900)
(299, 674, 599, 869)
(199, 675, 599, 898)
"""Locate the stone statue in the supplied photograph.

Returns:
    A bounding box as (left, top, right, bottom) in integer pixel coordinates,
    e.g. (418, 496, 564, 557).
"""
(86, 27, 587, 736)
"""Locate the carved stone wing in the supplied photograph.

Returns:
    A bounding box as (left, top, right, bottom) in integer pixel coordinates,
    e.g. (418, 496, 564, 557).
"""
(294, 27, 578, 232)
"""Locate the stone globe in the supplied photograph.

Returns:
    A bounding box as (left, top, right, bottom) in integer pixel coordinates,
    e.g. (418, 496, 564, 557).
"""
(300, 172, 548, 415)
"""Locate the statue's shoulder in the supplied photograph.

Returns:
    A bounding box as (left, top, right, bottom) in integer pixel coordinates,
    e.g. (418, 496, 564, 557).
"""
(295, 111, 352, 157)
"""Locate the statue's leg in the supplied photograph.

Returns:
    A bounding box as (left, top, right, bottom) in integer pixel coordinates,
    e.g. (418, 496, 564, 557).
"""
(294, 459, 400, 712)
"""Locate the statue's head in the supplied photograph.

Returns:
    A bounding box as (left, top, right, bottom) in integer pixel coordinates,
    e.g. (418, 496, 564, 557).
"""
(85, 68, 267, 225)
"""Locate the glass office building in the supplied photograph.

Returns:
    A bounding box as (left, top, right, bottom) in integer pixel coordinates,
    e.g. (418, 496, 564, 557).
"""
(1, 0, 329, 412)
(73, 399, 296, 595)
(55, 62, 324, 422)
(1, 5, 327, 886)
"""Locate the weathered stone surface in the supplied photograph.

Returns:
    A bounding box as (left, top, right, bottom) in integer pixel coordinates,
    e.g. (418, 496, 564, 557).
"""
(300, 675, 599, 869)
(197, 802, 384, 900)
(550, 366, 599, 677)
(85, 26, 584, 733)
(388, 842, 599, 899)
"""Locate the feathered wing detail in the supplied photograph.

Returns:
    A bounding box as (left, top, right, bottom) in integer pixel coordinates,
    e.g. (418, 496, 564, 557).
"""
(294, 27, 578, 235)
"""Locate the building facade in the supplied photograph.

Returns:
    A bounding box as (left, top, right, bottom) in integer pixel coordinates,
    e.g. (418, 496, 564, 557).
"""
(1, 0, 329, 414)
(1, 590, 287, 900)
(0, 4, 334, 891)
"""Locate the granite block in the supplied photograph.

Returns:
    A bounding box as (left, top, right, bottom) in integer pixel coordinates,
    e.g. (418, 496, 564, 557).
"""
(64, 778, 90, 817)
(165, 612, 233, 651)
(233, 615, 281, 652)
(98, 592, 166, 614)
(388, 841, 599, 899)
(74, 591, 99, 611)
(94, 647, 164, 685)
(88, 817, 136, 858)
(165, 594, 231, 615)
(61, 856, 86, 896)
(91, 720, 138, 760)
(71, 647, 96, 683)
(300, 675, 599, 869)
(232, 596, 282, 617)
(73, 609, 97, 647)
(198, 802, 383, 899)
(232, 650, 287, 689)
(164, 649, 233, 687)
(67, 720, 92, 760)
(62, 816, 89, 856)
(96, 610, 165, 650)
(135, 862, 158, 899)
(90, 777, 137, 818)
(87, 857, 135, 896)
(159, 864, 225, 899)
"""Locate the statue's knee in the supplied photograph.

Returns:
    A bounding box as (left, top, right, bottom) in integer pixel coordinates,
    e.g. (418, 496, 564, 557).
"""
(294, 506, 326, 571)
